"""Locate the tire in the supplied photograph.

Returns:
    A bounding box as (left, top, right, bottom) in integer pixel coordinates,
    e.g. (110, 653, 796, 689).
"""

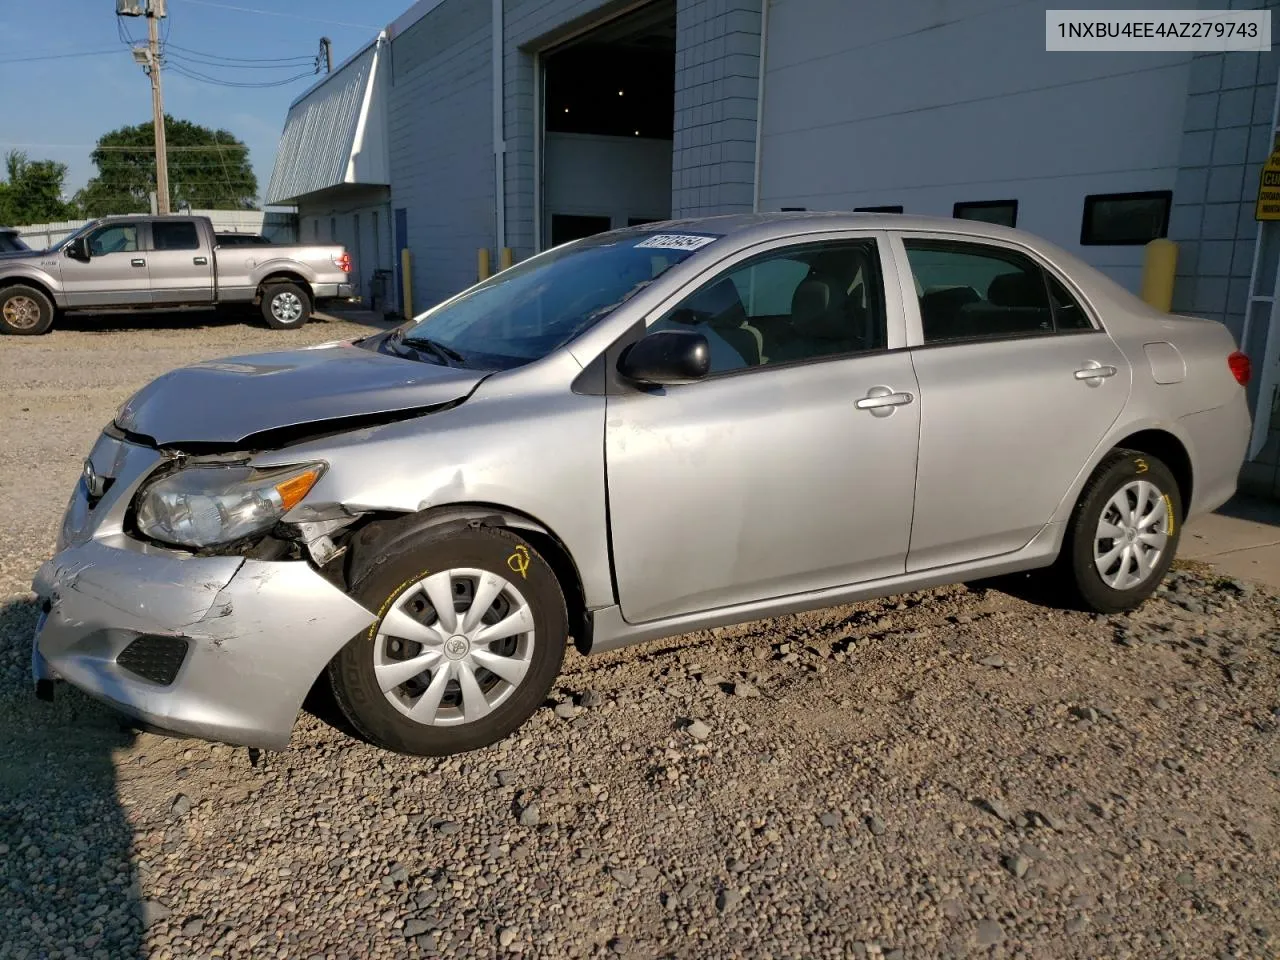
(327, 525, 567, 756)
(1054, 449, 1183, 614)
(259, 282, 312, 330)
(0, 284, 54, 335)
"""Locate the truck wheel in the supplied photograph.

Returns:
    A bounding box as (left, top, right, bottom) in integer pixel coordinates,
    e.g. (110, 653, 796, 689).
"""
(327, 525, 567, 756)
(260, 282, 312, 330)
(0, 285, 54, 335)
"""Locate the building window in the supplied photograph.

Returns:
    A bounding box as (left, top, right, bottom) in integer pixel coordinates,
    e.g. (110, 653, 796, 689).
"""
(854, 205, 903, 213)
(1080, 191, 1172, 246)
(551, 214, 611, 246)
(780, 207, 807, 212)
(953, 199, 1018, 228)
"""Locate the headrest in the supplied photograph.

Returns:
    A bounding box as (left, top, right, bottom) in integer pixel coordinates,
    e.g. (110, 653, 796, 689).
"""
(987, 272, 1047, 308)
(791, 275, 849, 339)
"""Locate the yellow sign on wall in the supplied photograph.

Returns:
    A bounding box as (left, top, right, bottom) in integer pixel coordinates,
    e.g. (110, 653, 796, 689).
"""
(1255, 134, 1280, 221)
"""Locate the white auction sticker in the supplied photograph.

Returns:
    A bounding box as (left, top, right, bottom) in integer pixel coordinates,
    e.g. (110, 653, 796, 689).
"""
(1047, 10, 1270, 52)
(634, 234, 719, 251)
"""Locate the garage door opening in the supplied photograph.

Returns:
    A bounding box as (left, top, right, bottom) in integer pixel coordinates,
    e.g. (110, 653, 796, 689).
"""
(539, 1, 675, 249)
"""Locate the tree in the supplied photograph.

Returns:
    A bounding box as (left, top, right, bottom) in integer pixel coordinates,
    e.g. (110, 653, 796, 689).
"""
(0, 151, 73, 225)
(74, 116, 259, 216)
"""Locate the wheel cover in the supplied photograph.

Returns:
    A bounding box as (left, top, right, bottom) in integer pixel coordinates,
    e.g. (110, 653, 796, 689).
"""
(271, 291, 303, 322)
(373, 567, 536, 727)
(1093, 479, 1171, 591)
(2, 295, 41, 330)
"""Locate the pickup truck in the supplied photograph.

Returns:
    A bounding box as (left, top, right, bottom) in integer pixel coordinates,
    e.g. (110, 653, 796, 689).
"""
(0, 214, 356, 335)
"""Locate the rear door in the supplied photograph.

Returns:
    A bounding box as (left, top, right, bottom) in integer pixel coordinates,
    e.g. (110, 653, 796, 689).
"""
(893, 233, 1130, 571)
(149, 218, 214, 306)
(60, 220, 149, 308)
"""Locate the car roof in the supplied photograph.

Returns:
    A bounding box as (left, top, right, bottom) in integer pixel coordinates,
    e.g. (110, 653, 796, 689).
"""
(619, 210, 1034, 245)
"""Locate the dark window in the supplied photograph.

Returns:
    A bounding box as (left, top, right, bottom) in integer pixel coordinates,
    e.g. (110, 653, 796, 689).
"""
(854, 205, 903, 213)
(904, 239, 1056, 343)
(1047, 273, 1093, 331)
(87, 223, 140, 256)
(551, 214, 611, 247)
(153, 220, 200, 251)
(780, 207, 807, 211)
(1080, 190, 1171, 245)
(953, 199, 1017, 228)
(647, 239, 887, 374)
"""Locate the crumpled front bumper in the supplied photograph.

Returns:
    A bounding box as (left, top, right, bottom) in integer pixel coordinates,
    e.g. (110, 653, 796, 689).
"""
(33, 538, 376, 750)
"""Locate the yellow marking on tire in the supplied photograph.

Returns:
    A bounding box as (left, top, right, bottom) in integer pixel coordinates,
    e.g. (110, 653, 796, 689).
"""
(1164, 494, 1175, 536)
(507, 545, 531, 579)
(367, 569, 433, 640)
(1134, 457, 1148, 474)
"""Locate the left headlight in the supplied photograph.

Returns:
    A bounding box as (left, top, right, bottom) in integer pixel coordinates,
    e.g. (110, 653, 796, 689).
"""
(135, 462, 325, 548)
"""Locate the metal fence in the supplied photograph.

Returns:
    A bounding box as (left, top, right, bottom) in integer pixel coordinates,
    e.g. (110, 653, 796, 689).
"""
(12, 208, 300, 248)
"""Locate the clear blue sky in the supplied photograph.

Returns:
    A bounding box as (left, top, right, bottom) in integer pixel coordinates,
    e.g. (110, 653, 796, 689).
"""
(0, 0, 410, 201)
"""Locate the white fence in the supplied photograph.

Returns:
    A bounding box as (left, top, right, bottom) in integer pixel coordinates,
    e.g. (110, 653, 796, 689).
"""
(14, 208, 299, 248)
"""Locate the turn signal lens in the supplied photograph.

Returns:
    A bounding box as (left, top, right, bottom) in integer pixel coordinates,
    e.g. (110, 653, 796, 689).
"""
(1228, 350, 1251, 386)
(275, 468, 322, 511)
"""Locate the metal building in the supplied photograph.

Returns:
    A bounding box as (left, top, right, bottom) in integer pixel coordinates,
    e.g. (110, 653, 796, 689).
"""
(268, 0, 1280, 496)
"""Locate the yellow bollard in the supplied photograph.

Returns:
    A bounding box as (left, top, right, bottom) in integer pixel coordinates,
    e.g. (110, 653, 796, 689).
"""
(500, 247, 513, 271)
(477, 248, 491, 281)
(1140, 238, 1178, 312)
(400, 248, 413, 320)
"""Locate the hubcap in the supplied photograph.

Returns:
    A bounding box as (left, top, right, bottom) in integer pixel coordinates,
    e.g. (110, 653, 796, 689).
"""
(373, 568, 535, 727)
(271, 291, 303, 322)
(3, 295, 41, 330)
(1093, 479, 1171, 591)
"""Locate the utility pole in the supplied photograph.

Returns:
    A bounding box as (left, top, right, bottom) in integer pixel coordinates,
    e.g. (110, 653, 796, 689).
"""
(120, 0, 169, 213)
(320, 37, 332, 73)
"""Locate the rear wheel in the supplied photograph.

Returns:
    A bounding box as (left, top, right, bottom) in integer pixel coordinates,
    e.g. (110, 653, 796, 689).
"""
(328, 525, 567, 756)
(0, 285, 54, 335)
(1055, 449, 1182, 613)
(260, 282, 311, 330)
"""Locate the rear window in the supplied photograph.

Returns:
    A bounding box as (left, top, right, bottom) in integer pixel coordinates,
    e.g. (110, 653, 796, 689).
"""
(153, 221, 200, 251)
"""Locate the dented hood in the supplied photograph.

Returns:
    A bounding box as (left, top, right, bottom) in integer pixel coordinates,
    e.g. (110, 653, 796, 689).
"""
(115, 341, 487, 447)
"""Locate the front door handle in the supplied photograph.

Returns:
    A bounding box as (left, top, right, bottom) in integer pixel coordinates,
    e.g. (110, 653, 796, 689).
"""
(856, 386, 914, 417)
(130, 258, 146, 267)
(193, 256, 208, 266)
(1074, 363, 1117, 381)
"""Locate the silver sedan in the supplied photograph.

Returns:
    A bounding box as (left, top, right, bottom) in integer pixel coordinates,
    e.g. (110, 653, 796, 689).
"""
(32, 213, 1252, 756)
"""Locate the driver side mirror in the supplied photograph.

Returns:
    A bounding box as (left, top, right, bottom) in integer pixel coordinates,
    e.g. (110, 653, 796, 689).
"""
(66, 236, 90, 261)
(617, 329, 711, 385)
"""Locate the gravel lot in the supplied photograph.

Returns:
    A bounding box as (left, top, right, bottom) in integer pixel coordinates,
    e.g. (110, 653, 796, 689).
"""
(1, 315, 1278, 960)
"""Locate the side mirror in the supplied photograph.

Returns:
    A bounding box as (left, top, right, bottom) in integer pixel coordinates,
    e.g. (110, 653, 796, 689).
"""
(617, 329, 710, 385)
(66, 236, 90, 260)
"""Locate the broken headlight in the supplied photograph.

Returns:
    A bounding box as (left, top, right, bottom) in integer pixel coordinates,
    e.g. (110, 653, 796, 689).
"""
(134, 462, 325, 548)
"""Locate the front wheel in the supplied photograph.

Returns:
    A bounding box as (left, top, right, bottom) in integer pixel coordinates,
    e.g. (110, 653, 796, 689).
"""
(328, 525, 567, 756)
(0, 284, 55, 335)
(260, 282, 312, 330)
(1056, 449, 1182, 613)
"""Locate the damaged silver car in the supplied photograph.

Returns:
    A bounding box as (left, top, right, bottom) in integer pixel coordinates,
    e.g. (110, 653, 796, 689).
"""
(32, 213, 1251, 756)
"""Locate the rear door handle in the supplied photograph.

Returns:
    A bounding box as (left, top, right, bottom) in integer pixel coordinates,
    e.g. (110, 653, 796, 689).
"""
(856, 386, 914, 417)
(1074, 363, 1117, 380)
(130, 258, 146, 267)
(193, 256, 208, 266)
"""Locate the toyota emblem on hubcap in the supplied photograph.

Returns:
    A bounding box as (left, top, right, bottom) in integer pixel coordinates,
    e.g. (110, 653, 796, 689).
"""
(444, 635, 470, 660)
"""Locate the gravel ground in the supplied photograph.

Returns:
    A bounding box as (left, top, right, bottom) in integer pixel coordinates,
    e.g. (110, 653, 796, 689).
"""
(1, 316, 1278, 960)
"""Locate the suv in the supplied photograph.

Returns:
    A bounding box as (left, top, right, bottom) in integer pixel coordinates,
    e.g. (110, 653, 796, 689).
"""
(0, 227, 31, 254)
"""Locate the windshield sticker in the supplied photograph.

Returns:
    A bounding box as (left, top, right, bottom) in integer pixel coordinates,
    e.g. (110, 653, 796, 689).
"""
(633, 234, 718, 251)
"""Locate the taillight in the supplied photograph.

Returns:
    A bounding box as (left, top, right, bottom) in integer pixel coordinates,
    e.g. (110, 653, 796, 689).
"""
(334, 252, 352, 273)
(1228, 350, 1251, 386)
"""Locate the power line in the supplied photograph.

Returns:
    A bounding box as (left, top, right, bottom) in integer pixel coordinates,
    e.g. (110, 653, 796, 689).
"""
(166, 61, 316, 87)
(163, 41, 314, 64)
(4, 49, 123, 64)
(168, 51, 315, 70)
(171, 0, 379, 29)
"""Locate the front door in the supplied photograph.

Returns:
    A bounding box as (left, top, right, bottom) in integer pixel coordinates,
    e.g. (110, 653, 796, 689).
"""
(897, 234, 1130, 571)
(149, 218, 214, 306)
(60, 220, 149, 308)
(605, 234, 921, 624)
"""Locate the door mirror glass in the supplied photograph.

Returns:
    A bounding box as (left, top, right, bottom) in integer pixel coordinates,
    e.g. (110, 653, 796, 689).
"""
(66, 236, 90, 260)
(617, 329, 710, 385)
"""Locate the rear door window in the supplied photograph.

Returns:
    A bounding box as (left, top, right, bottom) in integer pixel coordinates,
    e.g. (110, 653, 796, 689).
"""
(153, 221, 201, 251)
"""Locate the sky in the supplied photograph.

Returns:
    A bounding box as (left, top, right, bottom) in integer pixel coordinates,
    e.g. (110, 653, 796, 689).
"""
(0, 0, 411, 203)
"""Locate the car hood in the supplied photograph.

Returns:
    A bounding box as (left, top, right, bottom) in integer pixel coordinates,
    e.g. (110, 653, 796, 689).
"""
(115, 341, 488, 447)
(0, 249, 40, 261)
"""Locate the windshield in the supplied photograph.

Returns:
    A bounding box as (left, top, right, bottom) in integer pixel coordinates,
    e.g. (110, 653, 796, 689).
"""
(397, 229, 720, 369)
(52, 220, 98, 250)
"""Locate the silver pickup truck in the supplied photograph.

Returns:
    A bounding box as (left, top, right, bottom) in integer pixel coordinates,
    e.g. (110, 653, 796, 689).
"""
(0, 214, 356, 335)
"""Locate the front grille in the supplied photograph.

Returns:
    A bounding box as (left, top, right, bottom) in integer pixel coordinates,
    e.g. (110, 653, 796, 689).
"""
(116, 635, 189, 685)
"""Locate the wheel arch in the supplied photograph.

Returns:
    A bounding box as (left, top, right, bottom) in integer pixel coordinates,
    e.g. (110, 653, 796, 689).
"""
(256, 271, 313, 302)
(0, 274, 58, 308)
(343, 503, 590, 654)
(1110, 428, 1193, 516)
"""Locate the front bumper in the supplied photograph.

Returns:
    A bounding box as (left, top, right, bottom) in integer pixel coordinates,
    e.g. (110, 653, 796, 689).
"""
(32, 538, 375, 750)
(314, 282, 357, 301)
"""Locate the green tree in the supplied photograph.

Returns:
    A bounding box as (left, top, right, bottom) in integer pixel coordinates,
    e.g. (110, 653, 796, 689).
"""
(0, 151, 73, 225)
(74, 116, 259, 216)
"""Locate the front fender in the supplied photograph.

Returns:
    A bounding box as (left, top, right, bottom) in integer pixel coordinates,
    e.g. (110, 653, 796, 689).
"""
(0, 265, 65, 307)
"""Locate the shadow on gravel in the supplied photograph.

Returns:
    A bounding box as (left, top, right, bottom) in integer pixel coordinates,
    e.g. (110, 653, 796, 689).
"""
(54, 308, 248, 334)
(0, 598, 144, 960)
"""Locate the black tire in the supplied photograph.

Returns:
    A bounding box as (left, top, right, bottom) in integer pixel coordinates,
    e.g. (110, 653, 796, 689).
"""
(327, 525, 567, 756)
(259, 282, 312, 330)
(0, 284, 54, 335)
(1054, 449, 1183, 614)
